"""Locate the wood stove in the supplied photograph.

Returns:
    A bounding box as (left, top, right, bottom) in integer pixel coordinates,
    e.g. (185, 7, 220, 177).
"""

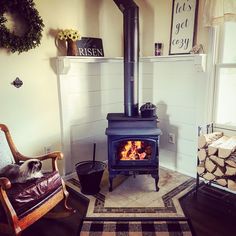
(105, 0, 162, 192)
(106, 113, 161, 191)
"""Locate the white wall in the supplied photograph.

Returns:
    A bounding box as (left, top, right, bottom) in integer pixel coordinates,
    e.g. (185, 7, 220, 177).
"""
(57, 58, 124, 174)
(0, 0, 208, 173)
(0, 0, 91, 172)
(152, 56, 207, 176)
(58, 55, 206, 176)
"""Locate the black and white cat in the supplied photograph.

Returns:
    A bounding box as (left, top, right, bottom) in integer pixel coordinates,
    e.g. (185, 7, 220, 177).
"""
(0, 159, 43, 183)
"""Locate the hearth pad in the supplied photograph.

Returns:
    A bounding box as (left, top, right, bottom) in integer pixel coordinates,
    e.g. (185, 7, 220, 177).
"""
(66, 167, 195, 219)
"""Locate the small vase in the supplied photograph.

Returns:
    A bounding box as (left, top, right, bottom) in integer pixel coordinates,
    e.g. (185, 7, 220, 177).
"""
(66, 39, 78, 56)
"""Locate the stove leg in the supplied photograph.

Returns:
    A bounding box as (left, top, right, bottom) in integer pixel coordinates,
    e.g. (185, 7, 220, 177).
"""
(151, 174, 159, 192)
(155, 177, 159, 191)
(109, 177, 113, 192)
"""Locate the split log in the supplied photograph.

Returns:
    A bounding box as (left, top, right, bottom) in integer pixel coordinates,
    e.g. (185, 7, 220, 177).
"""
(213, 167, 224, 177)
(197, 132, 236, 191)
(208, 136, 229, 155)
(197, 149, 207, 162)
(203, 172, 215, 181)
(216, 178, 227, 187)
(218, 136, 236, 158)
(227, 179, 236, 191)
(197, 163, 205, 175)
(198, 132, 223, 149)
(225, 154, 236, 168)
(208, 146, 218, 156)
(209, 155, 225, 167)
(225, 166, 236, 176)
(205, 158, 216, 173)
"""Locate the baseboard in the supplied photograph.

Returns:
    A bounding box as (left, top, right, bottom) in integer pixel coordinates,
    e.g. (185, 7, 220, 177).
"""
(63, 172, 77, 181)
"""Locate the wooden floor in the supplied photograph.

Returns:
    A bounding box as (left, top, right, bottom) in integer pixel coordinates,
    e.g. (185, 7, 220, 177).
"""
(180, 183, 236, 236)
(4, 183, 236, 236)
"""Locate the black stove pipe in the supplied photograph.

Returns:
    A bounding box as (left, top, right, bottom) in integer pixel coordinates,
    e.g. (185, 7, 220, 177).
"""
(113, 0, 139, 117)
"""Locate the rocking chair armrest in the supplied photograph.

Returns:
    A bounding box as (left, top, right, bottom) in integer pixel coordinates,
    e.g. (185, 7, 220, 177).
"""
(36, 151, 64, 161)
(17, 151, 63, 161)
(0, 177, 11, 190)
(17, 151, 63, 171)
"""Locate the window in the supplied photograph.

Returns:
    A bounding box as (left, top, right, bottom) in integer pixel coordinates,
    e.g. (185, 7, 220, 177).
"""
(213, 22, 236, 130)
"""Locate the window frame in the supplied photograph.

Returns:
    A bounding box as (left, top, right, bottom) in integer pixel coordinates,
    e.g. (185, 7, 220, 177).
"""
(212, 23, 236, 132)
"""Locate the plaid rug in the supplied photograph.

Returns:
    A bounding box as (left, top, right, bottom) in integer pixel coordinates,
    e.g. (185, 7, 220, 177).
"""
(80, 218, 193, 235)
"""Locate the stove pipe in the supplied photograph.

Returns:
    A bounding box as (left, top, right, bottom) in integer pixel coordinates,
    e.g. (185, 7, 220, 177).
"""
(113, 0, 139, 117)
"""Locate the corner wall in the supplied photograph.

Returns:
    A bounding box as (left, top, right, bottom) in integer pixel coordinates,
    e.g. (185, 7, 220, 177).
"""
(57, 55, 207, 176)
(0, 0, 208, 174)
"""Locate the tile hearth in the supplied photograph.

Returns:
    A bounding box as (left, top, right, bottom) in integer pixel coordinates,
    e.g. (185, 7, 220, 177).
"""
(66, 167, 195, 218)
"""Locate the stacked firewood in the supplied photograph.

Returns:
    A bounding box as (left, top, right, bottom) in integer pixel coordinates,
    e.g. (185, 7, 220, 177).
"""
(197, 132, 236, 191)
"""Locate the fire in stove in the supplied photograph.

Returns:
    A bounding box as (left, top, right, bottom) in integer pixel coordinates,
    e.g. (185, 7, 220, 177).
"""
(118, 141, 152, 160)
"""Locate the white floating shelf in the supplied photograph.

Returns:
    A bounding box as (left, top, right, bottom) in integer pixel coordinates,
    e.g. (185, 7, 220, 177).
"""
(56, 54, 207, 74)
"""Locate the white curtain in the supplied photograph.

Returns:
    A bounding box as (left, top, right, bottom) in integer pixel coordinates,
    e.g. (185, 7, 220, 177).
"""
(204, 0, 236, 26)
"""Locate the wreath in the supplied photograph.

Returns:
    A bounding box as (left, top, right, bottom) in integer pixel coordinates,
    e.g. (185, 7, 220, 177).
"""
(0, 0, 44, 53)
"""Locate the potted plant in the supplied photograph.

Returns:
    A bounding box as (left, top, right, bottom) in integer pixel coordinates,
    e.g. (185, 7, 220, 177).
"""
(57, 29, 80, 56)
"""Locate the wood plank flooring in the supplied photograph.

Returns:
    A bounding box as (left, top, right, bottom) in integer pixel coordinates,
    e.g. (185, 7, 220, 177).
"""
(180, 184, 236, 236)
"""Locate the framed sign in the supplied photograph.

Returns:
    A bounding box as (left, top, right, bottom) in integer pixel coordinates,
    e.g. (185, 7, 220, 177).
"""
(77, 37, 104, 57)
(169, 0, 198, 55)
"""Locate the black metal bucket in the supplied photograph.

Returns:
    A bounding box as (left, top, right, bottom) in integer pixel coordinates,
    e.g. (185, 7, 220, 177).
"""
(75, 161, 106, 195)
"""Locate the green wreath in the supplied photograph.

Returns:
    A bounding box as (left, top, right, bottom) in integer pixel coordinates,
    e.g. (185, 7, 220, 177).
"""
(0, 0, 44, 53)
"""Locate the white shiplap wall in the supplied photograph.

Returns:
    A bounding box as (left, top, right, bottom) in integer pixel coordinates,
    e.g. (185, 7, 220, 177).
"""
(57, 58, 124, 175)
(152, 57, 207, 176)
(57, 55, 207, 176)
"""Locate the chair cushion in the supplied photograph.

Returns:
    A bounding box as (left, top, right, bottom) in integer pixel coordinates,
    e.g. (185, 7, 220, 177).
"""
(6, 171, 62, 218)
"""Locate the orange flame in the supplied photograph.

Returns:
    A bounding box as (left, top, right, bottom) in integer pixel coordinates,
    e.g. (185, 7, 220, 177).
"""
(119, 141, 147, 160)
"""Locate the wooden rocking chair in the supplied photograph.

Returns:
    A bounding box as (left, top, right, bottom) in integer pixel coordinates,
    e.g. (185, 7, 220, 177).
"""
(0, 124, 74, 236)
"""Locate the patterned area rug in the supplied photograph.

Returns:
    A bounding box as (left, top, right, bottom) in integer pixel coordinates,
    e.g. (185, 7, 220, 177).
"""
(66, 167, 195, 219)
(80, 218, 193, 235)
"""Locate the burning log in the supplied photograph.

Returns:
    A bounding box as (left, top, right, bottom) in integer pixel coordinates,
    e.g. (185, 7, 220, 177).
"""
(119, 141, 151, 160)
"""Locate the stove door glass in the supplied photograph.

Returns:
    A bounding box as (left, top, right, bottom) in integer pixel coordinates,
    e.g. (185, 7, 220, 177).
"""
(117, 140, 153, 161)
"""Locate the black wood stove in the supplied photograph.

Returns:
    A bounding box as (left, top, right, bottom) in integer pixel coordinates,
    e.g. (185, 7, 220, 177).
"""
(105, 0, 162, 192)
(106, 113, 161, 191)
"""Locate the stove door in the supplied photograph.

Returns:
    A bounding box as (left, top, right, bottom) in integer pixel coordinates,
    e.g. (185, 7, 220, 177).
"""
(110, 137, 158, 168)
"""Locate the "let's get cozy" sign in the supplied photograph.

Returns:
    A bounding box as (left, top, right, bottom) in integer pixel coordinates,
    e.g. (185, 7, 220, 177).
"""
(169, 0, 198, 55)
